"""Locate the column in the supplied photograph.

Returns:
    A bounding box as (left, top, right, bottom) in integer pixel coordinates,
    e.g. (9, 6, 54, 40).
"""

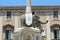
(46, 13, 51, 40)
(15, 13, 19, 29)
(0, 16, 3, 40)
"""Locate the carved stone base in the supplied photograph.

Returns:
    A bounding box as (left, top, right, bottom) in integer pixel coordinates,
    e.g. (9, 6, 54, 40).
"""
(14, 27, 42, 40)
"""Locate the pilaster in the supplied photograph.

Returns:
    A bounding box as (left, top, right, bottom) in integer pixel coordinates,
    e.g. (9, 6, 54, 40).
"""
(46, 13, 51, 40)
(0, 13, 3, 40)
(15, 12, 19, 29)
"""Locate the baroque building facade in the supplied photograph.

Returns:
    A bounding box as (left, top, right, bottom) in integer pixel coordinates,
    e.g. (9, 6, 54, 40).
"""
(0, 6, 60, 40)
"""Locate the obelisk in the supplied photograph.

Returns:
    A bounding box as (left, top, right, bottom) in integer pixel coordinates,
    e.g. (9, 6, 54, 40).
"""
(25, 0, 32, 26)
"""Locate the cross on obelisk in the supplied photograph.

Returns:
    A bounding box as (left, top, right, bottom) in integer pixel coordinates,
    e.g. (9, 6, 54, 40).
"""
(25, 0, 32, 26)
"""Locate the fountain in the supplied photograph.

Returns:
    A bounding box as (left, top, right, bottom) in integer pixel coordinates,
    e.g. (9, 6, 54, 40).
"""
(14, 0, 48, 40)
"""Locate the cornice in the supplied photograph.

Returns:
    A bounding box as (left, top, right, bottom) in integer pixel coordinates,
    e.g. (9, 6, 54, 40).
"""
(0, 6, 60, 10)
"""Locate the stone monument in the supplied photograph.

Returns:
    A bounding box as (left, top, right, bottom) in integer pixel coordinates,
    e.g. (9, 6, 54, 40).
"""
(14, 0, 48, 40)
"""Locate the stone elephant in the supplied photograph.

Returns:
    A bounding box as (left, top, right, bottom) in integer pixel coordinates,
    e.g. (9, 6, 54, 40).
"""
(20, 14, 48, 28)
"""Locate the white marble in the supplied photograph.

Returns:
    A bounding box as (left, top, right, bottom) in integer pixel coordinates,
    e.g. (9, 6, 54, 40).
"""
(14, 27, 41, 40)
(25, 0, 32, 25)
(26, 0, 31, 13)
(14, 27, 25, 33)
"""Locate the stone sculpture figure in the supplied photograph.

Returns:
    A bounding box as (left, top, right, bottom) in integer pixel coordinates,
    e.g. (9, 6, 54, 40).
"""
(14, 0, 48, 40)
(20, 14, 48, 28)
(32, 14, 48, 28)
(20, 0, 48, 28)
(14, 27, 41, 40)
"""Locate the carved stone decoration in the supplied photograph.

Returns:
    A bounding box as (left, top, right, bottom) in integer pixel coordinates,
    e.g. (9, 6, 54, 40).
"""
(3, 24, 14, 33)
(51, 24, 60, 31)
(14, 27, 41, 40)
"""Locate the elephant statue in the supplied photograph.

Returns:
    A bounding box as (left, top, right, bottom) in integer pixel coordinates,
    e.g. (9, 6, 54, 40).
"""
(32, 15, 48, 28)
(20, 14, 48, 28)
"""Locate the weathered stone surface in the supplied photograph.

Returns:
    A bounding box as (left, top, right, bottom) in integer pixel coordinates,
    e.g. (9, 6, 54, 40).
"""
(14, 27, 41, 40)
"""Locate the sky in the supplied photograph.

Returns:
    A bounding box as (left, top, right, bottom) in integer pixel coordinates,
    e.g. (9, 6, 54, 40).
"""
(0, 0, 60, 6)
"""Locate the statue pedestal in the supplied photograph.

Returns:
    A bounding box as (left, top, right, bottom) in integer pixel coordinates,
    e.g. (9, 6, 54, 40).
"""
(14, 27, 42, 40)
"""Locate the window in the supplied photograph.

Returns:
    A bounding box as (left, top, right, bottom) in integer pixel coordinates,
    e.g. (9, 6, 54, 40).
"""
(7, 11, 11, 19)
(53, 11, 58, 18)
(5, 30, 11, 40)
(53, 30, 60, 39)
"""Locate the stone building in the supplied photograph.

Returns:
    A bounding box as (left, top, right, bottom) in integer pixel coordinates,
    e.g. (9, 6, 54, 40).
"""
(0, 6, 60, 40)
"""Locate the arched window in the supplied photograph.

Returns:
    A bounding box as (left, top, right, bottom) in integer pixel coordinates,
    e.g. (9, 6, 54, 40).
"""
(51, 24, 60, 40)
(3, 24, 14, 40)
